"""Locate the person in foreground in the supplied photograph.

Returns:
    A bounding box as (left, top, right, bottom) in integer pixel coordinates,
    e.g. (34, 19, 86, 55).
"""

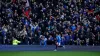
(54, 33, 65, 51)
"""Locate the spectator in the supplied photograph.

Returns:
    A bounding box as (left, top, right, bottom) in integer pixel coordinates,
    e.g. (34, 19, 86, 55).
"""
(86, 37, 89, 46)
(70, 24, 76, 32)
(64, 33, 70, 45)
(40, 35, 47, 46)
(47, 35, 54, 45)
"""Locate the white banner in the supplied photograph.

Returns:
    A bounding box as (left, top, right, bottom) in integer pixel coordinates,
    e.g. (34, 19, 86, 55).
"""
(25, 0, 30, 7)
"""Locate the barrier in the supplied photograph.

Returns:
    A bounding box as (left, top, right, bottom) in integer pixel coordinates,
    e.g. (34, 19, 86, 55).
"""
(0, 45, 100, 51)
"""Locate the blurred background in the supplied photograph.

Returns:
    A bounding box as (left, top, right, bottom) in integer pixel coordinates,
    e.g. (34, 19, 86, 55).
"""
(0, 0, 100, 46)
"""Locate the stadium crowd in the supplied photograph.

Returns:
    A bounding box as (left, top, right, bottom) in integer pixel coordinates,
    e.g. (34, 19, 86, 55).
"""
(0, 0, 100, 46)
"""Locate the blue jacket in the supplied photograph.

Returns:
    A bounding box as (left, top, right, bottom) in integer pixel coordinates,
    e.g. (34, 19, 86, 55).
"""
(56, 35, 61, 42)
(65, 35, 70, 41)
(71, 25, 76, 32)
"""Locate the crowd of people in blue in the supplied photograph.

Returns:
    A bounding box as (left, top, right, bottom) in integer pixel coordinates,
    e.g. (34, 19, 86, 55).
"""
(0, 0, 100, 46)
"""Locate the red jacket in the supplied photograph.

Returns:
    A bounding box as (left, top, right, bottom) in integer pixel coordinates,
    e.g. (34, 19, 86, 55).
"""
(22, 8, 31, 20)
(96, 15, 100, 21)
